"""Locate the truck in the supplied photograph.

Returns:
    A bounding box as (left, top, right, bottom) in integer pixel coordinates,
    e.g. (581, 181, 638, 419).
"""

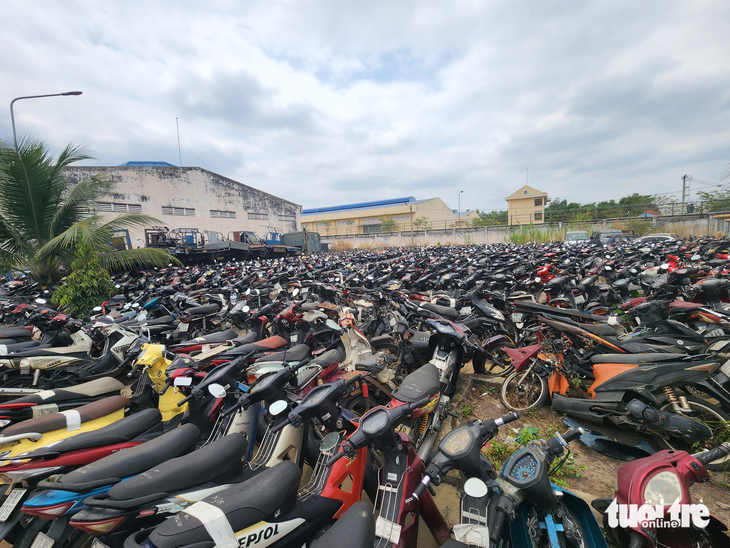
(144, 227, 313, 264)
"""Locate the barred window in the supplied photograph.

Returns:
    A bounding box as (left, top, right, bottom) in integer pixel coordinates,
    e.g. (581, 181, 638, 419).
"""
(95, 201, 142, 213)
(362, 218, 380, 225)
(248, 212, 268, 220)
(162, 206, 196, 216)
(391, 215, 410, 221)
(211, 210, 236, 218)
(278, 214, 296, 221)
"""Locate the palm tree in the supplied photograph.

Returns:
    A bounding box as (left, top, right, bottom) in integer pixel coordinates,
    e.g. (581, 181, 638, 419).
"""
(0, 137, 178, 285)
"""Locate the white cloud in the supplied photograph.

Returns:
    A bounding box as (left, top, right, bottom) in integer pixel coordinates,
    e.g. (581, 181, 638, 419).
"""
(2, 0, 730, 213)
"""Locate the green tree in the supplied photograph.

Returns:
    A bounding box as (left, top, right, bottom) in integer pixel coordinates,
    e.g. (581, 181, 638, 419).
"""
(414, 216, 429, 230)
(471, 209, 507, 226)
(0, 137, 178, 285)
(52, 240, 116, 317)
(379, 216, 398, 232)
(696, 189, 730, 212)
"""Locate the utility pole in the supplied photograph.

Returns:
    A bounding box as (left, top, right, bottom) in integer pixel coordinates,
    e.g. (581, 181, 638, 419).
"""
(681, 174, 692, 213)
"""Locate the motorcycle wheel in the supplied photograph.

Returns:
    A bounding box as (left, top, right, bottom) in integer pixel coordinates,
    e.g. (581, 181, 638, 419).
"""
(500, 367, 549, 412)
(370, 340, 399, 364)
(0, 374, 36, 390)
(473, 336, 516, 377)
(342, 394, 387, 417)
(657, 395, 730, 471)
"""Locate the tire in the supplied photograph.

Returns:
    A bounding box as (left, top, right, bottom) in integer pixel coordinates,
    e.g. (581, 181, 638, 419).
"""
(188, 326, 204, 340)
(500, 366, 549, 412)
(473, 336, 516, 377)
(13, 517, 49, 548)
(0, 374, 36, 390)
(656, 395, 730, 471)
(444, 365, 459, 398)
(370, 341, 399, 365)
(343, 394, 385, 417)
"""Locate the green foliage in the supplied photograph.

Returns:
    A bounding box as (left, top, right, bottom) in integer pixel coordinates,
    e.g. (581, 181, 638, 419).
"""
(471, 209, 508, 226)
(508, 224, 564, 244)
(545, 193, 662, 222)
(52, 241, 116, 317)
(379, 216, 398, 232)
(483, 440, 512, 465)
(697, 189, 730, 212)
(516, 427, 541, 445)
(0, 137, 178, 284)
(414, 216, 429, 230)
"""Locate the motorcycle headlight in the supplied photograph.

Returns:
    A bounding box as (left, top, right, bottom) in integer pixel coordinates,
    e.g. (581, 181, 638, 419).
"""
(0, 466, 63, 484)
(643, 471, 683, 506)
(0, 420, 10, 428)
(0, 345, 7, 355)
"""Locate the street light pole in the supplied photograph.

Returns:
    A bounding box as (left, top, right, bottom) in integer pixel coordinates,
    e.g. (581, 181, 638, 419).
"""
(458, 190, 464, 228)
(10, 91, 83, 147)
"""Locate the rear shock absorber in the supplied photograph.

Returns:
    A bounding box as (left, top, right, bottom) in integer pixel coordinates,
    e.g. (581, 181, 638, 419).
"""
(419, 414, 429, 435)
(663, 386, 684, 414)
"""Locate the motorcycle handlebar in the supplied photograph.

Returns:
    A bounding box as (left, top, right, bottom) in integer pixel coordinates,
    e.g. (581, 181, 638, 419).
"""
(176, 393, 193, 407)
(270, 418, 291, 434)
(561, 427, 584, 444)
(346, 374, 364, 387)
(693, 443, 730, 467)
(494, 412, 519, 428)
(411, 475, 431, 501)
(325, 447, 346, 467)
(221, 394, 250, 417)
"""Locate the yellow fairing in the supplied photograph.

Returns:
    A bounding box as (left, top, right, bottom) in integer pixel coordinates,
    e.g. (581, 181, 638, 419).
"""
(134, 344, 188, 422)
(0, 407, 125, 465)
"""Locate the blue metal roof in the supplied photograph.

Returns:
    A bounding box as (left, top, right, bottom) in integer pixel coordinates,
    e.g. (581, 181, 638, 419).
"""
(118, 161, 176, 167)
(303, 197, 415, 215)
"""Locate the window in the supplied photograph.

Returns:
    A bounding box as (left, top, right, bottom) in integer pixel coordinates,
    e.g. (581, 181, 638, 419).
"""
(391, 215, 410, 221)
(315, 221, 329, 227)
(362, 218, 380, 225)
(336, 220, 351, 225)
(211, 210, 236, 218)
(248, 212, 268, 220)
(95, 201, 142, 213)
(278, 214, 296, 221)
(534, 212, 543, 221)
(363, 224, 381, 233)
(534, 197, 543, 207)
(162, 206, 195, 216)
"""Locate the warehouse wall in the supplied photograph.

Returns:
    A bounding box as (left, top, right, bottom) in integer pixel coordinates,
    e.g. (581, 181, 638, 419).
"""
(64, 166, 301, 247)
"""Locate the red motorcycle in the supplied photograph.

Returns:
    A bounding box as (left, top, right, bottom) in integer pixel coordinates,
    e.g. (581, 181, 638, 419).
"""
(592, 443, 730, 547)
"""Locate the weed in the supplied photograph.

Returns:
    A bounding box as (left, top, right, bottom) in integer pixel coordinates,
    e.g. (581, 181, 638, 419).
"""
(546, 425, 559, 438)
(516, 427, 541, 446)
(484, 441, 512, 465)
(552, 478, 570, 489)
(328, 240, 354, 252)
(570, 376, 582, 389)
(482, 385, 496, 396)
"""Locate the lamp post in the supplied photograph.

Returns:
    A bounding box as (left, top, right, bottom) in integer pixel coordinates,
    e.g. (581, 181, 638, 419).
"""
(10, 91, 83, 147)
(458, 190, 464, 228)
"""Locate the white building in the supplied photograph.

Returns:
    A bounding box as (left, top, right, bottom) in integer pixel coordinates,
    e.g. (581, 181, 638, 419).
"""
(64, 162, 301, 248)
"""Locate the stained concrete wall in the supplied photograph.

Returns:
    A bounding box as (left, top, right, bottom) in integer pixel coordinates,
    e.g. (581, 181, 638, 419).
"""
(322, 214, 717, 248)
(64, 166, 301, 248)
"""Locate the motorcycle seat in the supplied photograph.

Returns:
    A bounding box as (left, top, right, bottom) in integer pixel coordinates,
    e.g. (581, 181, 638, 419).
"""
(545, 276, 569, 290)
(219, 336, 288, 357)
(612, 278, 630, 289)
(171, 329, 238, 348)
(28, 408, 163, 460)
(183, 304, 220, 317)
(309, 501, 375, 548)
(102, 433, 248, 503)
(0, 340, 48, 353)
(393, 363, 440, 403)
(119, 315, 174, 328)
(147, 460, 300, 548)
(0, 327, 33, 339)
(227, 331, 259, 345)
(0, 345, 89, 359)
(0, 395, 130, 436)
(421, 303, 458, 320)
(39, 422, 200, 493)
(355, 354, 387, 374)
(255, 344, 310, 363)
(5, 377, 124, 405)
(590, 353, 687, 364)
(301, 302, 318, 312)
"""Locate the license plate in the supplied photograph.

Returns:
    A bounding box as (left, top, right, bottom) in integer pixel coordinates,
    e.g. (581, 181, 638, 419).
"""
(721, 360, 730, 377)
(178, 323, 189, 333)
(0, 488, 25, 522)
(290, 333, 298, 343)
(511, 313, 524, 322)
(91, 538, 109, 548)
(709, 340, 728, 351)
(460, 306, 472, 316)
(574, 295, 585, 304)
(31, 532, 54, 548)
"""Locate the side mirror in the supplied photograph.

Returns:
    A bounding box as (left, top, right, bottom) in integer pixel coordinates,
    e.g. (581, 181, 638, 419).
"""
(208, 383, 227, 398)
(464, 477, 489, 499)
(174, 377, 193, 387)
(138, 313, 148, 326)
(115, 284, 121, 289)
(35, 298, 47, 305)
(292, 288, 300, 297)
(132, 303, 140, 309)
(242, 305, 250, 313)
(269, 399, 288, 416)
(93, 306, 102, 313)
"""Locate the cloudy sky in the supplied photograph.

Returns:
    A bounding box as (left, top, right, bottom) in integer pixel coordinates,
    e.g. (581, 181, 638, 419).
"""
(3, 1, 730, 212)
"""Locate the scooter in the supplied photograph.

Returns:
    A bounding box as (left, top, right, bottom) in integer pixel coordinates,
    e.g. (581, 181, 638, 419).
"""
(592, 443, 730, 547)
